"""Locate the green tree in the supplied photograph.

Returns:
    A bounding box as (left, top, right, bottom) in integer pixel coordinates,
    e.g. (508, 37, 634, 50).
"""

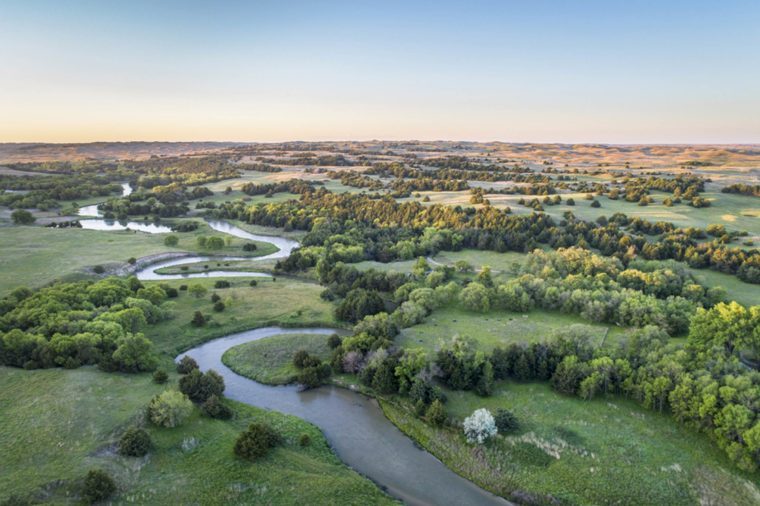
(164, 235, 179, 247)
(147, 390, 193, 428)
(11, 209, 35, 225)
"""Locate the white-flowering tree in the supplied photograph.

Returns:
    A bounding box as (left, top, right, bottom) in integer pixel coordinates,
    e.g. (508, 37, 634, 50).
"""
(463, 408, 497, 444)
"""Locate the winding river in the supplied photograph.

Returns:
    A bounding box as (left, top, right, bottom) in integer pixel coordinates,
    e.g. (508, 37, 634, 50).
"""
(78, 183, 175, 233)
(179, 328, 509, 506)
(124, 217, 508, 504)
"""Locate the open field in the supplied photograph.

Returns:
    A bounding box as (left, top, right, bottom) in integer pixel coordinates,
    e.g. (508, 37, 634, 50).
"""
(0, 222, 276, 295)
(382, 381, 760, 506)
(144, 277, 341, 355)
(0, 367, 392, 505)
(223, 333, 335, 385)
(398, 306, 625, 353)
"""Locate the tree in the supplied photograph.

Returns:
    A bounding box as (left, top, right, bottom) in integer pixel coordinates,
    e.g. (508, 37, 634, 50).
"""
(153, 369, 168, 384)
(111, 333, 156, 372)
(82, 469, 116, 504)
(327, 334, 342, 349)
(206, 236, 225, 250)
(459, 282, 490, 313)
(463, 408, 497, 444)
(164, 235, 179, 247)
(188, 284, 207, 299)
(426, 399, 447, 426)
(201, 394, 233, 419)
(147, 390, 193, 428)
(118, 427, 151, 457)
(494, 408, 519, 433)
(11, 209, 35, 225)
(234, 422, 281, 461)
(179, 369, 225, 403)
(213, 301, 225, 312)
(335, 288, 385, 323)
(191, 311, 206, 327)
(176, 355, 198, 374)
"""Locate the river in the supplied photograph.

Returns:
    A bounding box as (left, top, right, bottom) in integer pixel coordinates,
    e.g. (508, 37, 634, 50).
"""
(179, 327, 509, 506)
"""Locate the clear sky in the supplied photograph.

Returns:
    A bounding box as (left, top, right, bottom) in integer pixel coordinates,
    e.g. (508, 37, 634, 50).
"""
(1, 0, 759, 143)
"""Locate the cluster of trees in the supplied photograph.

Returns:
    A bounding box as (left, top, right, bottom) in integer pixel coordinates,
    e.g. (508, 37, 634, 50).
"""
(209, 190, 759, 284)
(0, 277, 171, 371)
(722, 183, 760, 197)
(0, 174, 122, 210)
(240, 178, 318, 197)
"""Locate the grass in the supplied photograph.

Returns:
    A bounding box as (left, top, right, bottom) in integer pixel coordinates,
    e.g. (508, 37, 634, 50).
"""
(0, 366, 393, 505)
(222, 333, 334, 385)
(683, 264, 760, 307)
(154, 258, 277, 275)
(397, 306, 624, 353)
(144, 277, 342, 355)
(0, 220, 278, 295)
(381, 381, 760, 506)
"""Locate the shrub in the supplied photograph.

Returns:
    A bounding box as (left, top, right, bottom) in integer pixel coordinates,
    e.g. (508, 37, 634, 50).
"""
(179, 369, 225, 403)
(426, 399, 447, 426)
(82, 469, 116, 504)
(127, 257, 137, 265)
(201, 394, 233, 420)
(590, 200, 601, 208)
(211, 293, 221, 303)
(176, 355, 199, 374)
(327, 334, 342, 349)
(93, 265, 105, 274)
(147, 390, 193, 428)
(494, 408, 519, 433)
(213, 301, 225, 312)
(191, 311, 206, 327)
(11, 209, 35, 225)
(249, 280, 258, 287)
(298, 433, 311, 446)
(297, 363, 331, 389)
(214, 280, 231, 289)
(165, 287, 178, 298)
(189, 284, 208, 298)
(234, 422, 281, 461)
(179, 284, 188, 291)
(164, 235, 179, 247)
(463, 408, 497, 444)
(293, 349, 310, 368)
(153, 369, 169, 384)
(243, 242, 258, 252)
(118, 427, 152, 457)
(111, 333, 156, 373)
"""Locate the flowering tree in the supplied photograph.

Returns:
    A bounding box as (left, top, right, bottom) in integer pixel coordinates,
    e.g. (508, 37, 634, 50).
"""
(463, 408, 497, 444)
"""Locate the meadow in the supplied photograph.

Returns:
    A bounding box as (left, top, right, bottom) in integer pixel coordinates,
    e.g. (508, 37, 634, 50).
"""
(0, 367, 393, 505)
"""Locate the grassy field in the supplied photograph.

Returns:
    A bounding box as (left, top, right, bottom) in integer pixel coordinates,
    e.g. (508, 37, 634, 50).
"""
(382, 381, 760, 506)
(0, 221, 278, 295)
(0, 367, 393, 505)
(397, 306, 624, 353)
(223, 333, 334, 385)
(144, 277, 341, 355)
(684, 264, 760, 307)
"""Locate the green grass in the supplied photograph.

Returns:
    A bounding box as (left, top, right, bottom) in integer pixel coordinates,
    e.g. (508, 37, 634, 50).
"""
(431, 249, 529, 275)
(144, 277, 342, 355)
(382, 381, 760, 506)
(684, 264, 760, 307)
(0, 367, 393, 505)
(397, 306, 624, 353)
(223, 333, 334, 385)
(155, 258, 276, 275)
(0, 220, 277, 295)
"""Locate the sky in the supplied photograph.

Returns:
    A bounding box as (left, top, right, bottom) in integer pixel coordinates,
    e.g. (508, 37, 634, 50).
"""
(1, 0, 759, 143)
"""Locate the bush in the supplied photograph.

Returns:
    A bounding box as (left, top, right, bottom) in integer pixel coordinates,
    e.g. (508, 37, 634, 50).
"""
(292, 349, 311, 369)
(191, 311, 206, 327)
(298, 433, 311, 446)
(147, 390, 193, 428)
(463, 408, 497, 444)
(165, 287, 178, 298)
(201, 394, 233, 420)
(327, 334, 342, 349)
(214, 280, 231, 289)
(153, 369, 169, 384)
(179, 369, 225, 403)
(179, 284, 188, 291)
(590, 200, 601, 208)
(82, 469, 116, 504)
(213, 301, 225, 312)
(211, 293, 221, 303)
(164, 235, 179, 247)
(234, 422, 281, 461)
(189, 284, 208, 298)
(11, 209, 35, 225)
(426, 399, 447, 426)
(249, 280, 258, 287)
(297, 362, 331, 389)
(494, 408, 519, 433)
(93, 265, 105, 274)
(118, 427, 152, 457)
(243, 242, 258, 252)
(176, 355, 199, 374)
(127, 257, 137, 265)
